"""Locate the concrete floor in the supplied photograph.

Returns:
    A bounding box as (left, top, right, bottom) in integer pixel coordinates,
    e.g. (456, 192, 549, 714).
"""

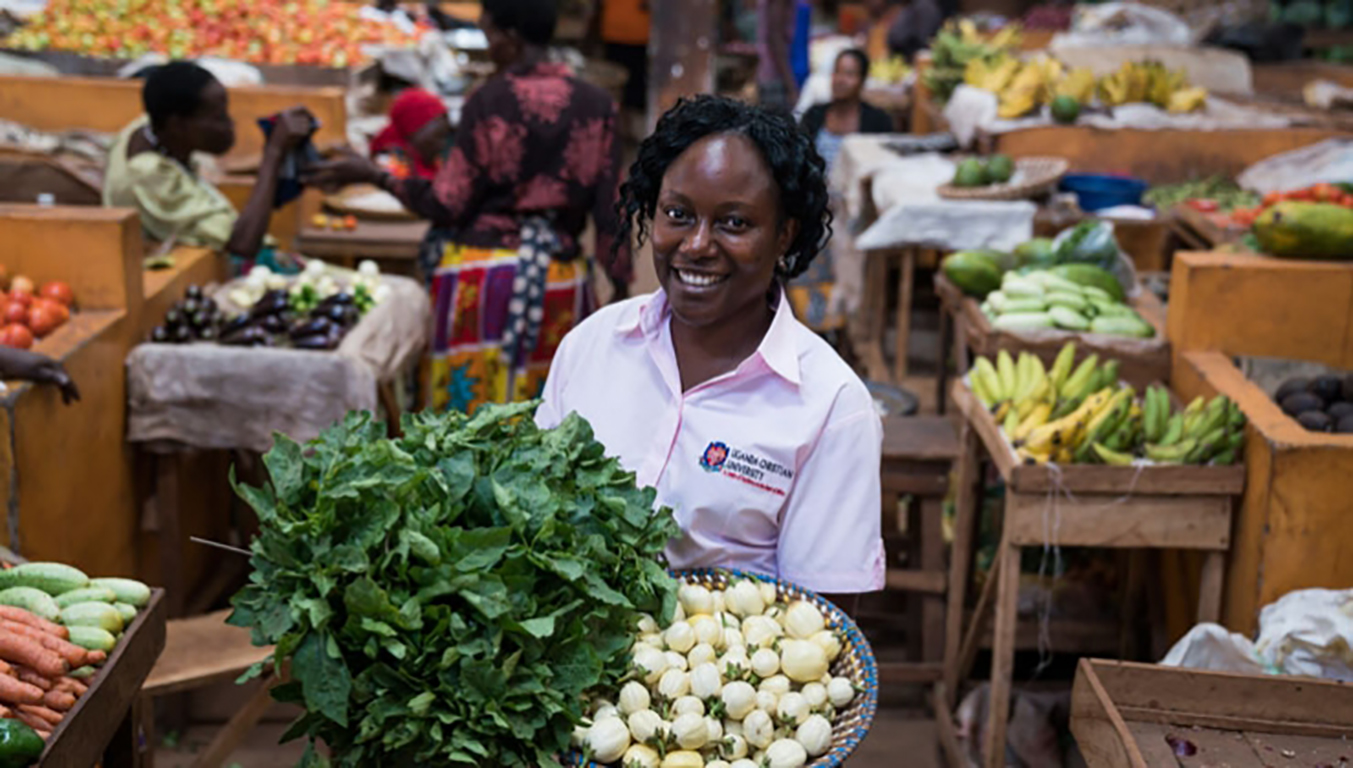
(154, 707, 943, 767)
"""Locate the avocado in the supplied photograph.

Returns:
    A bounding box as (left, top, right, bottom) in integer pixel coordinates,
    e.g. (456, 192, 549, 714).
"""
(1328, 402, 1353, 421)
(1274, 377, 1311, 403)
(1298, 411, 1333, 431)
(1051, 95, 1081, 124)
(1280, 392, 1325, 416)
(1338, 414, 1353, 434)
(1312, 374, 1343, 404)
(987, 155, 1015, 184)
(954, 158, 990, 188)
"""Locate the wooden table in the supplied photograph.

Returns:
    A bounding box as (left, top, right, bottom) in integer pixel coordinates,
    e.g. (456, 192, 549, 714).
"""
(1169, 204, 1251, 252)
(1071, 659, 1353, 768)
(939, 381, 1244, 768)
(41, 589, 167, 768)
(295, 220, 428, 276)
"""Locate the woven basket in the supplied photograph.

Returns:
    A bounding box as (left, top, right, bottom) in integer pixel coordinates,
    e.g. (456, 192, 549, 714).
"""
(567, 568, 880, 768)
(937, 156, 1069, 201)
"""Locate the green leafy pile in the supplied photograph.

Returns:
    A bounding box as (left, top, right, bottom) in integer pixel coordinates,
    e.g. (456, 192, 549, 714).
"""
(227, 403, 680, 767)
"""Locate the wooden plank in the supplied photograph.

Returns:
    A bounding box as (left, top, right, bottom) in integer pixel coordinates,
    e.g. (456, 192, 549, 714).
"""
(881, 415, 961, 462)
(1124, 721, 1186, 768)
(1196, 551, 1225, 624)
(885, 568, 946, 595)
(1242, 731, 1353, 766)
(40, 590, 167, 768)
(919, 496, 947, 663)
(1003, 492, 1232, 551)
(877, 662, 945, 685)
(0, 205, 143, 312)
(295, 220, 429, 260)
(1070, 659, 1152, 768)
(1172, 727, 1266, 768)
(955, 548, 1000, 690)
(1120, 708, 1353, 740)
(933, 683, 965, 768)
(941, 423, 982, 706)
(192, 675, 279, 768)
(895, 248, 915, 381)
(142, 610, 272, 697)
(982, 541, 1022, 768)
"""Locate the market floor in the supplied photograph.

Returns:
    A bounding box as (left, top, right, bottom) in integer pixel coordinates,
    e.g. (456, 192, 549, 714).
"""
(152, 707, 943, 767)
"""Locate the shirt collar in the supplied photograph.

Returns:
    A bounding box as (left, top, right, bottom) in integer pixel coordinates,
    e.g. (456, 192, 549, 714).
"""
(617, 288, 802, 386)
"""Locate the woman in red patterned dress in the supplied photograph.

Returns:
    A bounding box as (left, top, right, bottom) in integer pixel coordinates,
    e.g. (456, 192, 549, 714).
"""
(307, 0, 628, 413)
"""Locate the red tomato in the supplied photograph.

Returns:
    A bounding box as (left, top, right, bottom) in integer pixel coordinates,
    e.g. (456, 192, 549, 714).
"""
(8, 276, 34, 296)
(1262, 192, 1283, 207)
(1186, 199, 1220, 213)
(6, 292, 31, 309)
(1, 302, 27, 326)
(38, 282, 74, 307)
(32, 298, 68, 323)
(0, 324, 33, 350)
(1312, 183, 1338, 202)
(26, 304, 64, 338)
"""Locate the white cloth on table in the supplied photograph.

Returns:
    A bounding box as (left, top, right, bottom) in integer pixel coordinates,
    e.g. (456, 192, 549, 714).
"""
(825, 134, 915, 318)
(1237, 139, 1353, 195)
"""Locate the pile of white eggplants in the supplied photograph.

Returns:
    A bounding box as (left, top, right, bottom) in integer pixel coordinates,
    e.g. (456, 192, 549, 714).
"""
(577, 579, 859, 768)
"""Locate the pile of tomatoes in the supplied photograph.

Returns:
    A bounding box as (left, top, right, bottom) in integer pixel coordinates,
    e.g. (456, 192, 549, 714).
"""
(0, 275, 76, 350)
(1225, 183, 1353, 227)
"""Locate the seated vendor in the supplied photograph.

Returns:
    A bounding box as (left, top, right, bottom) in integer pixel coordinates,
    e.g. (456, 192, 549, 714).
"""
(535, 96, 884, 604)
(103, 61, 316, 271)
(369, 87, 453, 181)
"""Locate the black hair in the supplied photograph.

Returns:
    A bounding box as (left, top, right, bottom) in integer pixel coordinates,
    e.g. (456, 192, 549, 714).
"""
(142, 61, 218, 130)
(481, 0, 557, 47)
(837, 48, 871, 79)
(616, 95, 832, 281)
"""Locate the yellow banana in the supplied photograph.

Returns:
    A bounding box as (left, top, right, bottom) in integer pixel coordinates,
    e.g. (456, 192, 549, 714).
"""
(1012, 402, 1052, 441)
(974, 357, 1003, 402)
(1093, 442, 1136, 466)
(1167, 86, 1207, 113)
(1055, 68, 1097, 103)
(1048, 342, 1076, 391)
(1021, 389, 1113, 453)
(1003, 404, 1022, 435)
(997, 351, 1017, 402)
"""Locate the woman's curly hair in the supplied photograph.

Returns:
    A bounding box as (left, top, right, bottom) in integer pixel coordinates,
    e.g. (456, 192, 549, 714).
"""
(615, 95, 832, 280)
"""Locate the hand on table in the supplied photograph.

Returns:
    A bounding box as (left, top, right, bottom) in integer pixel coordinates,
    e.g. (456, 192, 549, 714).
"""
(0, 348, 80, 405)
(303, 148, 383, 193)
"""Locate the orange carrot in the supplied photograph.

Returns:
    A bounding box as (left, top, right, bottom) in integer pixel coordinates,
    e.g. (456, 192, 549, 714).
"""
(0, 633, 67, 679)
(0, 659, 13, 676)
(12, 668, 49, 691)
(17, 704, 62, 727)
(0, 675, 43, 706)
(13, 709, 51, 733)
(40, 690, 73, 712)
(0, 607, 66, 639)
(0, 621, 86, 667)
(85, 651, 106, 665)
(54, 677, 86, 695)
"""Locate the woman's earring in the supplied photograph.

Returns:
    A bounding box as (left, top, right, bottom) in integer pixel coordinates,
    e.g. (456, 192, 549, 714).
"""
(777, 256, 790, 272)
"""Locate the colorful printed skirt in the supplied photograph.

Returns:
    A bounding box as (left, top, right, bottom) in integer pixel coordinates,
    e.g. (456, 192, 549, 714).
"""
(426, 243, 594, 414)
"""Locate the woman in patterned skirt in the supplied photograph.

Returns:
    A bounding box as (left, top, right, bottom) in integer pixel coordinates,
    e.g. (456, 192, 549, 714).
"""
(307, 0, 629, 413)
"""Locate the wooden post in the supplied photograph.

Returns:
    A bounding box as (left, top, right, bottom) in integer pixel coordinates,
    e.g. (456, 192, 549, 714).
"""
(984, 540, 1022, 768)
(940, 424, 981, 706)
(647, 0, 716, 130)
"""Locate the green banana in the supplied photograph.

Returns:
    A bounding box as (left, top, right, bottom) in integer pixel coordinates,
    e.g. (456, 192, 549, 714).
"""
(1060, 353, 1100, 400)
(1227, 400, 1246, 430)
(1100, 360, 1122, 390)
(1105, 417, 1137, 452)
(1212, 448, 1237, 466)
(1228, 430, 1245, 451)
(974, 357, 1003, 402)
(1004, 404, 1022, 435)
(1146, 438, 1198, 463)
(1143, 386, 1167, 443)
(1158, 414, 1184, 446)
(1049, 342, 1076, 391)
(997, 350, 1017, 402)
(1093, 442, 1136, 466)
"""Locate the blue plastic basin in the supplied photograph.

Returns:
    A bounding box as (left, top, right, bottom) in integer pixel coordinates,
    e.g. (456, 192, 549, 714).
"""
(1059, 173, 1150, 212)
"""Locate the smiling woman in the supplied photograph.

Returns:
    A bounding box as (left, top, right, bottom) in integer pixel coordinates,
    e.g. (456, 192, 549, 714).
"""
(536, 95, 884, 602)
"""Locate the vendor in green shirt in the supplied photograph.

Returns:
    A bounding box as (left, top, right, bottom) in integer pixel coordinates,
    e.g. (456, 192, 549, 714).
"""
(103, 61, 315, 273)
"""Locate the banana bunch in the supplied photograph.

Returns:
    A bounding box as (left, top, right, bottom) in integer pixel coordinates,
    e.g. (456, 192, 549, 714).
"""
(1167, 86, 1208, 113)
(965, 54, 1020, 93)
(928, 19, 1023, 103)
(1134, 388, 1246, 465)
(874, 56, 912, 85)
(1053, 67, 1098, 104)
(1096, 61, 1208, 112)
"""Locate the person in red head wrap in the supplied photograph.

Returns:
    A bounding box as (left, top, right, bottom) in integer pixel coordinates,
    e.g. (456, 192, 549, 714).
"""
(369, 87, 452, 180)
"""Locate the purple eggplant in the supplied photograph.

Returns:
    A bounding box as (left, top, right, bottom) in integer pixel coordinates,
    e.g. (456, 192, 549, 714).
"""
(289, 317, 335, 340)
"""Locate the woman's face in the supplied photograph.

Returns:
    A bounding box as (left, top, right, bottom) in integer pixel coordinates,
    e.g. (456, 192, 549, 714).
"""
(410, 116, 451, 166)
(181, 80, 236, 156)
(832, 54, 866, 101)
(651, 132, 797, 330)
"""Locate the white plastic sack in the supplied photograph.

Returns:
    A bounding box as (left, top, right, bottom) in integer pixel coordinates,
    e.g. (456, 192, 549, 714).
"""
(1160, 624, 1268, 674)
(1054, 3, 1194, 48)
(942, 85, 999, 149)
(1237, 139, 1353, 196)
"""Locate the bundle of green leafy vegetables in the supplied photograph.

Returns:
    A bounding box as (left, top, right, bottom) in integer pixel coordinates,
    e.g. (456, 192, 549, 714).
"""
(227, 403, 680, 767)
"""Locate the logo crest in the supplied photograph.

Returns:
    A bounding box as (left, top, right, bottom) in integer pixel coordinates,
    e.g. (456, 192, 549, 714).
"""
(699, 441, 729, 473)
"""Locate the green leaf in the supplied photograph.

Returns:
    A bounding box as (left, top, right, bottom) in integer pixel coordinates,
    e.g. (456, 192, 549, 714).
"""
(293, 632, 352, 727)
(513, 616, 555, 639)
(409, 692, 436, 716)
(263, 433, 306, 503)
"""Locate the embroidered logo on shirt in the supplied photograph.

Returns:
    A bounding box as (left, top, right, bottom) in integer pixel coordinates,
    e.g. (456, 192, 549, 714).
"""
(699, 442, 729, 473)
(699, 443, 794, 496)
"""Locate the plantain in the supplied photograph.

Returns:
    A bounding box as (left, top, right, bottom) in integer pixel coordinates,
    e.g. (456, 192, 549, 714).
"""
(1012, 402, 1053, 442)
(1048, 342, 1077, 392)
(997, 350, 1017, 403)
(1060, 354, 1100, 400)
(974, 357, 1003, 402)
(1158, 413, 1185, 446)
(1093, 442, 1136, 466)
(1145, 438, 1198, 464)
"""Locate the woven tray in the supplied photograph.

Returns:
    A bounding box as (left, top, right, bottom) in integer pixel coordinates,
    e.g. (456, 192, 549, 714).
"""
(322, 184, 416, 221)
(568, 567, 880, 768)
(937, 156, 1069, 201)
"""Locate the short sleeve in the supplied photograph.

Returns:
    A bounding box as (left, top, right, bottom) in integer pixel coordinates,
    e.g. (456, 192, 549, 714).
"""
(123, 154, 236, 250)
(776, 394, 885, 594)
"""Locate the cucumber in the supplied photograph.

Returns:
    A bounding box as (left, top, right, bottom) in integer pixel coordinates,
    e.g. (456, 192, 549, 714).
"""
(113, 603, 138, 623)
(55, 587, 117, 610)
(0, 587, 60, 622)
(59, 602, 124, 634)
(1049, 305, 1091, 331)
(986, 290, 1010, 313)
(0, 719, 45, 765)
(1001, 297, 1048, 314)
(1001, 278, 1045, 298)
(67, 625, 118, 653)
(68, 666, 96, 679)
(1025, 271, 1084, 294)
(1045, 291, 1088, 311)
(89, 578, 151, 608)
(1090, 316, 1156, 338)
(0, 562, 89, 596)
(992, 312, 1054, 331)
(1080, 285, 1114, 302)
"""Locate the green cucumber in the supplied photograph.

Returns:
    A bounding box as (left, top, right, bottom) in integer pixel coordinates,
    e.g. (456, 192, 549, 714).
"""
(1090, 316, 1156, 338)
(1001, 297, 1048, 314)
(89, 578, 151, 608)
(66, 625, 117, 652)
(0, 587, 60, 622)
(55, 587, 117, 609)
(0, 562, 89, 596)
(59, 602, 124, 634)
(1045, 291, 1088, 311)
(1049, 306, 1091, 331)
(992, 312, 1055, 331)
(113, 603, 138, 623)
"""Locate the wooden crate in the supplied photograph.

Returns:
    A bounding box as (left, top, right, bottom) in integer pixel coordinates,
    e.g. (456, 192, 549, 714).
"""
(39, 589, 167, 767)
(1071, 658, 1353, 768)
(1253, 60, 1353, 97)
(935, 273, 1172, 391)
(1172, 349, 1353, 634)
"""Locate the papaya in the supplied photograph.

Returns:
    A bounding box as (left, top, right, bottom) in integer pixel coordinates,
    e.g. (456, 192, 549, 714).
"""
(1048, 264, 1126, 301)
(1253, 202, 1353, 259)
(1013, 238, 1057, 268)
(941, 251, 1003, 297)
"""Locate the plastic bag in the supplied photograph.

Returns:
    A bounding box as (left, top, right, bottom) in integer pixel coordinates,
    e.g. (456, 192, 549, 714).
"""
(1051, 219, 1140, 297)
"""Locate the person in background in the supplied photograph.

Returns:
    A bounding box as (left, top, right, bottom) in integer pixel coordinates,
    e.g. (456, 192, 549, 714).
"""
(104, 61, 316, 273)
(591, 0, 649, 121)
(369, 87, 453, 181)
(0, 348, 79, 405)
(305, 0, 628, 415)
(757, 0, 798, 111)
(864, 0, 904, 62)
(799, 48, 893, 171)
(887, 0, 945, 62)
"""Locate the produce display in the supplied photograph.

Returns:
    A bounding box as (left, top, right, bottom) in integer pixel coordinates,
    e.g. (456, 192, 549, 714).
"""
(5, 0, 426, 66)
(0, 274, 76, 351)
(925, 19, 1023, 103)
(1142, 177, 1258, 214)
(950, 154, 1016, 188)
(871, 57, 911, 86)
(1273, 373, 1353, 433)
(0, 560, 152, 747)
(969, 342, 1246, 466)
(226, 405, 683, 767)
(977, 268, 1155, 338)
(152, 261, 385, 351)
(311, 214, 360, 232)
(574, 577, 860, 768)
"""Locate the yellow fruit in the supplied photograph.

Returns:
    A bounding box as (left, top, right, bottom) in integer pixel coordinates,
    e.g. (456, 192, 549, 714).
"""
(1167, 86, 1208, 113)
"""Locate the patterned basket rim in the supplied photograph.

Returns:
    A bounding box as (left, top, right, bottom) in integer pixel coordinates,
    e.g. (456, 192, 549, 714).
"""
(566, 567, 881, 768)
(937, 156, 1070, 201)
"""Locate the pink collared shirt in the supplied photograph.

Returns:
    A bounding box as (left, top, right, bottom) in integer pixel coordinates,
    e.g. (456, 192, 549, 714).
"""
(536, 290, 885, 594)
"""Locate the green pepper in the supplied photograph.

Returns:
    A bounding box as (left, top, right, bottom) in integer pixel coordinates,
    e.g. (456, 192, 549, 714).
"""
(0, 719, 46, 767)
